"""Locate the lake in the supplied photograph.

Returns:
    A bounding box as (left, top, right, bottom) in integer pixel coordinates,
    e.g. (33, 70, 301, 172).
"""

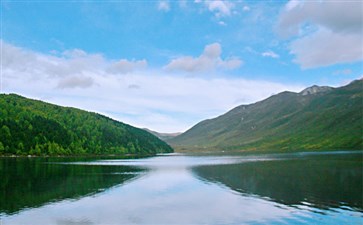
(0, 151, 362, 224)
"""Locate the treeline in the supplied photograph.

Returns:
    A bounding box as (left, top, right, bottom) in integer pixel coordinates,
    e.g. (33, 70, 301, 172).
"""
(0, 94, 173, 156)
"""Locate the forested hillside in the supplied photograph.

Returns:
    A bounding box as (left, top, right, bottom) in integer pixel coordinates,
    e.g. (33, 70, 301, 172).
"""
(0, 94, 173, 155)
(169, 80, 363, 152)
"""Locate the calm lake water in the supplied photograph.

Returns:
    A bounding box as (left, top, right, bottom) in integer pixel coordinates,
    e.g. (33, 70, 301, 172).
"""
(0, 151, 362, 225)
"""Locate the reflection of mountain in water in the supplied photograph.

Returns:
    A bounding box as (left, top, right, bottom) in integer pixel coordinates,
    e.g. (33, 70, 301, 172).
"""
(0, 157, 143, 215)
(193, 153, 363, 211)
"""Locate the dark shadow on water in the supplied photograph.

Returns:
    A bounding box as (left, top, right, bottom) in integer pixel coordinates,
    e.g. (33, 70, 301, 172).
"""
(0, 157, 144, 215)
(192, 153, 363, 212)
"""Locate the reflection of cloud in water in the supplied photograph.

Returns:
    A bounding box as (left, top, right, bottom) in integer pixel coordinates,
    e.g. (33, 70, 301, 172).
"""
(56, 218, 94, 225)
(65, 155, 280, 170)
(3, 166, 300, 225)
(3, 152, 362, 225)
(64, 151, 361, 170)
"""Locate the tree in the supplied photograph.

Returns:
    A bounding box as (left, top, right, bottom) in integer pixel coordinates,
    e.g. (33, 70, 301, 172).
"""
(1, 125, 11, 138)
(18, 142, 24, 153)
(0, 142, 4, 154)
(34, 144, 41, 155)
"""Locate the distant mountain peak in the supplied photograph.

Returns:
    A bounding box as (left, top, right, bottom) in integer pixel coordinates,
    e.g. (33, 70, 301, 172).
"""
(143, 128, 182, 141)
(300, 85, 333, 96)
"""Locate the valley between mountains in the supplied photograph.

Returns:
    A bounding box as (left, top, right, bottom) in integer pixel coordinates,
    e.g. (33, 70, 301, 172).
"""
(0, 79, 362, 156)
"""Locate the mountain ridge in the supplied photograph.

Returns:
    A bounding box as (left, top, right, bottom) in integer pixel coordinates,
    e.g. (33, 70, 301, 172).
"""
(168, 79, 363, 152)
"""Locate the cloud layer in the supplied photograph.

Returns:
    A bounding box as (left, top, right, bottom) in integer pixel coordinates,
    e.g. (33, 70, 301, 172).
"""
(1, 41, 301, 132)
(290, 28, 362, 69)
(277, 1, 363, 69)
(108, 59, 147, 74)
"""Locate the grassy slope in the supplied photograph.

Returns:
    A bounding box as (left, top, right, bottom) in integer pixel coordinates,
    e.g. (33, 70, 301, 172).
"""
(169, 80, 363, 152)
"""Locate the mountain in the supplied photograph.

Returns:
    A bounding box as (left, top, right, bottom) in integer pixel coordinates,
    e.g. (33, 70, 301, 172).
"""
(143, 128, 182, 141)
(0, 94, 173, 155)
(168, 80, 363, 152)
(300, 85, 333, 96)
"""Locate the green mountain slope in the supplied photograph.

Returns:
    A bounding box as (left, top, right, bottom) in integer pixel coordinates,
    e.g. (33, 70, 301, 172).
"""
(0, 94, 173, 155)
(169, 80, 363, 152)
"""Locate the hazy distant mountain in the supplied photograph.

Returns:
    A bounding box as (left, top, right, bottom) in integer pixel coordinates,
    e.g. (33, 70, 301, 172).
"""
(0, 94, 173, 156)
(143, 128, 182, 141)
(168, 79, 363, 152)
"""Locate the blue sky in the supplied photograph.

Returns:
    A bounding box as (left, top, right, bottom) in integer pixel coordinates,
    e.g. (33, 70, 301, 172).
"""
(1, 1, 362, 132)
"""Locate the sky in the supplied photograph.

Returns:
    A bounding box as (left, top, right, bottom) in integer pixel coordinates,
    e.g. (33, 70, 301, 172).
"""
(1, 0, 362, 133)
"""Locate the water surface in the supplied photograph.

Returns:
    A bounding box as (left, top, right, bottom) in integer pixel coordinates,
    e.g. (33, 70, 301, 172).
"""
(1, 151, 362, 224)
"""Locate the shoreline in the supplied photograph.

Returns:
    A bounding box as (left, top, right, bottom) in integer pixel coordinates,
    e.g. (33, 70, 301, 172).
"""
(0, 153, 157, 158)
(1, 149, 362, 158)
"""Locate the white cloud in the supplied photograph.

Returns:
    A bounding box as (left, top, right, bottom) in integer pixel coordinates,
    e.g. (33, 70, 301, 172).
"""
(284, 0, 300, 12)
(278, 1, 362, 37)
(108, 59, 147, 74)
(242, 6, 250, 12)
(206, 0, 233, 17)
(277, 1, 363, 69)
(57, 76, 94, 89)
(164, 43, 243, 73)
(262, 50, 279, 59)
(158, 1, 170, 12)
(195, 0, 234, 17)
(62, 49, 88, 58)
(1, 40, 145, 82)
(290, 28, 363, 69)
(1, 40, 108, 79)
(1, 41, 302, 132)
